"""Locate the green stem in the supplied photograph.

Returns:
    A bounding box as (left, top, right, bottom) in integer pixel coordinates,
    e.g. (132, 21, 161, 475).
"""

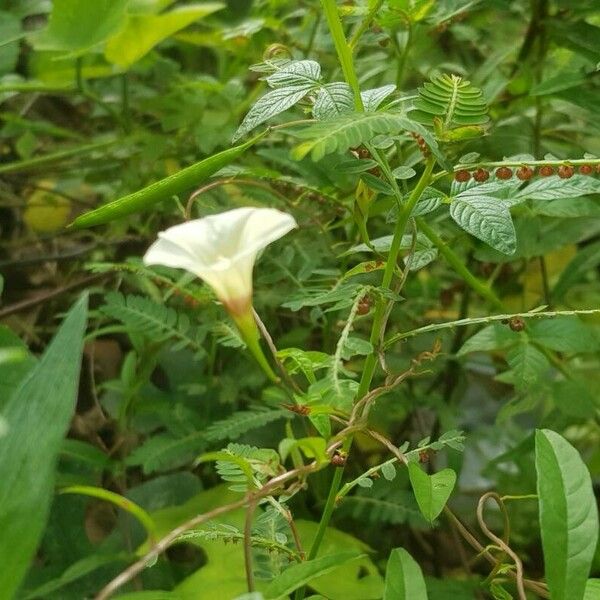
(417, 218, 504, 311)
(234, 311, 280, 384)
(394, 14, 412, 89)
(357, 156, 435, 400)
(348, 0, 384, 51)
(320, 0, 364, 111)
(300, 159, 436, 592)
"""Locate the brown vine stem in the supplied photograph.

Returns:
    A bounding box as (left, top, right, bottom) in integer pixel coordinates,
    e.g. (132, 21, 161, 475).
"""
(444, 507, 549, 598)
(477, 492, 526, 600)
(94, 461, 322, 599)
(253, 308, 303, 395)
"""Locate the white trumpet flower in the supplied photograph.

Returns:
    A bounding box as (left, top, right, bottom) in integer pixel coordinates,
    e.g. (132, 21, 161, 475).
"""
(143, 207, 297, 381)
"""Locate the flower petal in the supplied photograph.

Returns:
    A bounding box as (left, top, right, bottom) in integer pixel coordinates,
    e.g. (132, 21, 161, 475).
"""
(142, 207, 297, 312)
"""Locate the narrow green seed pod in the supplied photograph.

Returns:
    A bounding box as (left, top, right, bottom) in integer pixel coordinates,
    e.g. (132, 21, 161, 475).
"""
(69, 132, 266, 229)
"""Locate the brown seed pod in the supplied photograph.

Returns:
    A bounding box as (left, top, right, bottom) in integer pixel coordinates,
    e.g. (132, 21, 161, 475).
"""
(558, 165, 574, 179)
(509, 317, 525, 332)
(516, 166, 534, 180)
(331, 452, 346, 467)
(419, 449, 431, 463)
(357, 297, 371, 315)
(473, 168, 490, 182)
(495, 167, 513, 180)
(579, 164, 593, 175)
(454, 169, 471, 182)
(539, 165, 554, 177)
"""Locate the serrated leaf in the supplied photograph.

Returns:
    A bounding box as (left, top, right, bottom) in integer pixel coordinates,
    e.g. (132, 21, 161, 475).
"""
(408, 463, 456, 523)
(361, 84, 396, 111)
(535, 429, 598, 600)
(313, 82, 353, 120)
(506, 342, 550, 392)
(234, 85, 313, 141)
(457, 323, 517, 356)
(532, 197, 600, 218)
(450, 195, 516, 255)
(383, 548, 428, 600)
(515, 175, 600, 200)
(529, 316, 599, 353)
(266, 60, 321, 88)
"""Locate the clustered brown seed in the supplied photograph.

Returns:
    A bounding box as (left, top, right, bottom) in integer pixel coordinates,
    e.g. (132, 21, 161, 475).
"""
(496, 166, 513, 180)
(558, 165, 574, 179)
(454, 169, 471, 182)
(451, 163, 598, 181)
(473, 168, 490, 182)
(410, 132, 430, 158)
(516, 166, 534, 180)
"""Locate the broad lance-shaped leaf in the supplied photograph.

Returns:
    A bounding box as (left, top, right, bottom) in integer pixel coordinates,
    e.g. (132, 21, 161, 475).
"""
(383, 548, 428, 600)
(449, 194, 516, 255)
(535, 429, 598, 600)
(32, 0, 128, 55)
(263, 551, 363, 599)
(408, 463, 456, 523)
(0, 295, 88, 598)
(105, 3, 224, 69)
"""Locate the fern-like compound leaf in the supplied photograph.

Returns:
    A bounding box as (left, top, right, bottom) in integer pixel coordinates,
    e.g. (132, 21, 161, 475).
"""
(412, 73, 489, 127)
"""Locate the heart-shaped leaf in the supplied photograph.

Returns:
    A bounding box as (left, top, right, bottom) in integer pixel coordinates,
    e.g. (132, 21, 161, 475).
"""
(408, 463, 456, 523)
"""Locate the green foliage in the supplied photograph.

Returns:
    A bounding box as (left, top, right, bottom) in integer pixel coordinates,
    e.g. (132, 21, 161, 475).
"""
(408, 464, 457, 524)
(99, 292, 197, 349)
(412, 74, 489, 128)
(383, 548, 428, 600)
(0, 296, 88, 598)
(263, 551, 363, 599)
(535, 429, 599, 600)
(293, 113, 423, 161)
(2, 0, 600, 597)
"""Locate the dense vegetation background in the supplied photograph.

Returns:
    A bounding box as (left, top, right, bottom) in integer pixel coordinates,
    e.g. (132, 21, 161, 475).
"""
(0, 1, 599, 599)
